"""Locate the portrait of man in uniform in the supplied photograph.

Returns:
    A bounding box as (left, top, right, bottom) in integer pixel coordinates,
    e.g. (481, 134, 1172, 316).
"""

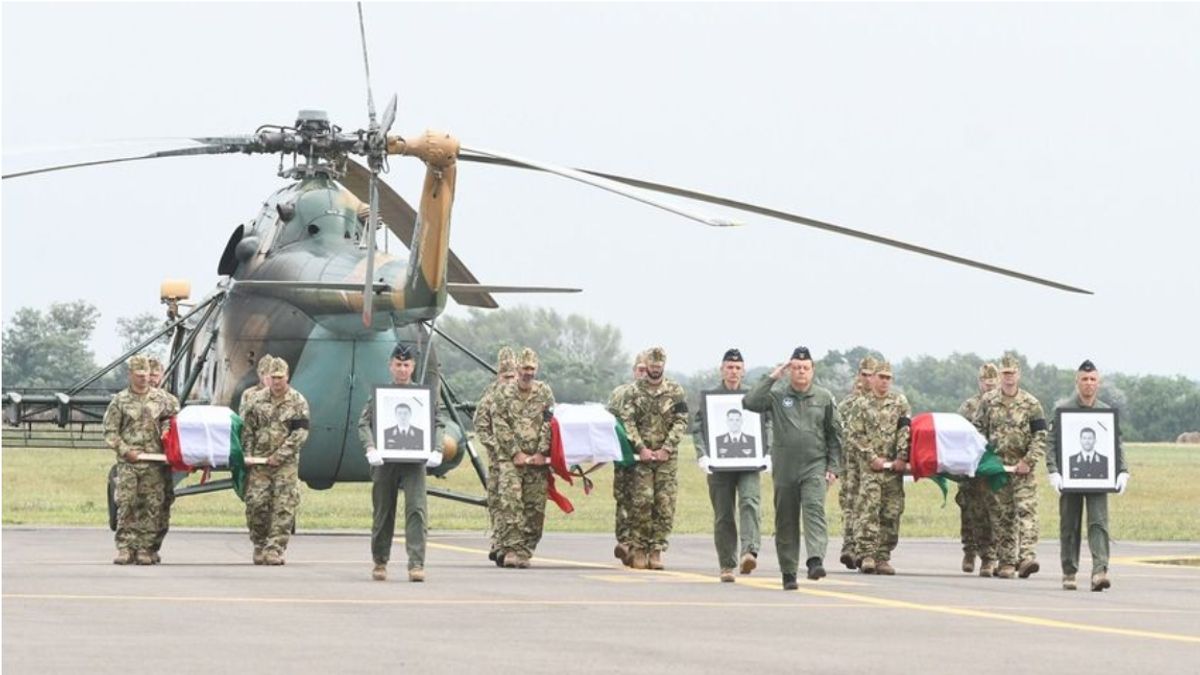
(1068, 427, 1109, 480)
(383, 402, 425, 451)
(373, 385, 435, 461)
(715, 409, 757, 458)
(702, 391, 766, 470)
(1056, 408, 1119, 492)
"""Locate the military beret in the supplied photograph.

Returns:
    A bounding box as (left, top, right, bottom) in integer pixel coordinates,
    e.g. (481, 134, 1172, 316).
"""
(256, 354, 275, 375)
(875, 360, 893, 376)
(128, 355, 151, 374)
(268, 357, 290, 377)
(790, 346, 812, 361)
(391, 344, 415, 361)
(147, 357, 164, 372)
(518, 347, 539, 368)
(858, 355, 879, 374)
(645, 347, 667, 365)
(1078, 359, 1097, 373)
(979, 362, 999, 380)
(999, 354, 1021, 372)
(722, 348, 744, 363)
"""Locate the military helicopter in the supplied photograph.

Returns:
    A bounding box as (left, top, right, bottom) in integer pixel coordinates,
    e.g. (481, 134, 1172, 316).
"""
(1, 5, 1091, 522)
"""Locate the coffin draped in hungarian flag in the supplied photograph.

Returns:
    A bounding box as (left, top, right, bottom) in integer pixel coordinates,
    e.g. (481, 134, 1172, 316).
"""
(908, 412, 1010, 500)
(160, 405, 251, 499)
(546, 404, 636, 514)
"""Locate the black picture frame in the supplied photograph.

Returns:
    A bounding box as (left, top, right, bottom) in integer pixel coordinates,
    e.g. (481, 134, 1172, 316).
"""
(373, 384, 435, 463)
(700, 390, 767, 472)
(1056, 408, 1119, 493)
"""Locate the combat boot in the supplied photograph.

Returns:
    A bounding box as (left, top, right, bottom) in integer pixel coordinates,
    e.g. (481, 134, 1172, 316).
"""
(408, 567, 425, 583)
(253, 548, 265, 565)
(614, 543, 631, 566)
(1017, 558, 1040, 579)
(1062, 574, 1077, 591)
(961, 553, 975, 574)
(263, 551, 284, 566)
(113, 549, 134, 565)
(372, 564, 387, 581)
(719, 569, 735, 583)
(875, 560, 895, 576)
(135, 550, 154, 566)
(631, 550, 649, 570)
(996, 564, 1016, 579)
(806, 557, 826, 580)
(515, 554, 531, 569)
(839, 552, 857, 570)
(740, 552, 757, 575)
(782, 573, 799, 591)
(648, 551, 664, 570)
(978, 560, 996, 577)
(859, 557, 876, 574)
(502, 552, 518, 569)
(1090, 570, 1111, 592)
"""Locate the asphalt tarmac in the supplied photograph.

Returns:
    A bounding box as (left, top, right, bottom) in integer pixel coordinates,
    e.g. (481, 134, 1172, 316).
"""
(3, 527, 1198, 674)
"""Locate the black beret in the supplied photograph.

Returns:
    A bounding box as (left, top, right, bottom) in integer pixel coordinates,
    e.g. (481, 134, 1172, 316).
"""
(1078, 359, 1097, 372)
(791, 346, 812, 361)
(391, 344, 415, 361)
(722, 348, 744, 363)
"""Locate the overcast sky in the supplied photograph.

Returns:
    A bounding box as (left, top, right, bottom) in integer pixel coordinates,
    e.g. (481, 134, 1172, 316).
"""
(4, 2, 1198, 379)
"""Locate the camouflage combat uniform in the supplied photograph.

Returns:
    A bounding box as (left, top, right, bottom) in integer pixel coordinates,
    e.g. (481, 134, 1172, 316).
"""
(849, 391, 911, 563)
(492, 380, 556, 560)
(693, 381, 761, 572)
(837, 382, 869, 562)
(607, 382, 638, 552)
(619, 377, 689, 555)
(972, 388, 1047, 572)
(241, 387, 310, 558)
(475, 363, 514, 556)
(149, 386, 181, 557)
(103, 385, 180, 555)
(956, 393, 995, 565)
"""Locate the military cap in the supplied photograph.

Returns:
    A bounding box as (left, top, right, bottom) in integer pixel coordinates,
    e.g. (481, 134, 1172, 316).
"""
(128, 355, 151, 374)
(858, 355, 879, 374)
(518, 347, 539, 368)
(722, 348, 744, 363)
(875, 360, 893, 376)
(497, 346, 517, 374)
(999, 354, 1021, 373)
(147, 356, 165, 372)
(790, 346, 812, 361)
(268, 357, 290, 377)
(256, 354, 275, 375)
(979, 362, 999, 380)
(645, 347, 667, 365)
(391, 344, 415, 361)
(1078, 359, 1097, 373)
(634, 350, 650, 366)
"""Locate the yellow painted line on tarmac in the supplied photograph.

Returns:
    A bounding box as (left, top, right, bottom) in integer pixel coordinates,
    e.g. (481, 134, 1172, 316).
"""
(1111, 555, 1200, 571)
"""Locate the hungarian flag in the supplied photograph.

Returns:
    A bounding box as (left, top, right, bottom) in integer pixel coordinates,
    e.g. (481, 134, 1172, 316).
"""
(908, 412, 1010, 501)
(546, 405, 636, 513)
(162, 405, 249, 499)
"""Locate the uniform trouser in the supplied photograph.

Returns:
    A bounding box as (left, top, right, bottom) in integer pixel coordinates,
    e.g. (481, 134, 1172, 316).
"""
(956, 478, 994, 560)
(151, 472, 178, 553)
(613, 464, 636, 546)
(839, 449, 861, 555)
(114, 462, 170, 551)
(630, 457, 679, 552)
(708, 470, 762, 570)
(773, 473, 828, 575)
(1059, 492, 1110, 576)
(853, 471, 905, 561)
(484, 446, 500, 550)
(496, 463, 549, 558)
(371, 462, 428, 569)
(988, 473, 1038, 567)
(244, 464, 300, 555)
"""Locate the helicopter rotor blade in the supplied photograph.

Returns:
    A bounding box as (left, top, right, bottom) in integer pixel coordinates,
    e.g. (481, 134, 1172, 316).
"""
(362, 172, 379, 328)
(381, 94, 398, 136)
(456, 150, 1092, 295)
(342, 159, 499, 308)
(1, 137, 259, 180)
(356, 2, 378, 128)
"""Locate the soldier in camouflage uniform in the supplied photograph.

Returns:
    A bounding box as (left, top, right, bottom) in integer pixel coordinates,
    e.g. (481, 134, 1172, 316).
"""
(693, 348, 764, 582)
(241, 357, 310, 565)
(492, 348, 556, 568)
(1048, 360, 1129, 592)
(619, 346, 689, 571)
(743, 347, 842, 589)
(956, 363, 999, 575)
(971, 354, 1047, 580)
(146, 357, 181, 564)
(837, 355, 879, 570)
(606, 351, 648, 567)
(359, 344, 443, 582)
(473, 346, 518, 564)
(103, 355, 180, 565)
(238, 354, 275, 413)
(848, 361, 911, 575)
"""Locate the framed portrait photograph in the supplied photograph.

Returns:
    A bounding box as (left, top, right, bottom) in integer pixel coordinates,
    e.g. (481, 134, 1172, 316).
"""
(1056, 408, 1119, 493)
(701, 390, 767, 471)
(374, 384, 435, 463)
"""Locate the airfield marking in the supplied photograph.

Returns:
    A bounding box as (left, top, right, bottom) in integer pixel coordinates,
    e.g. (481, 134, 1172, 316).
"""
(1111, 555, 1200, 570)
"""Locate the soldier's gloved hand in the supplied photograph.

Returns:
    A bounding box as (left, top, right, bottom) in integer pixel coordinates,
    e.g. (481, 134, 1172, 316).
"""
(366, 448, 384, 467)
(1116, 472, 1130, 494)
(762, 456, 773, 473)
(1049, 473, 1063, 494)
(426, 451, 444, 468)
(698, 457, 712, 475)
